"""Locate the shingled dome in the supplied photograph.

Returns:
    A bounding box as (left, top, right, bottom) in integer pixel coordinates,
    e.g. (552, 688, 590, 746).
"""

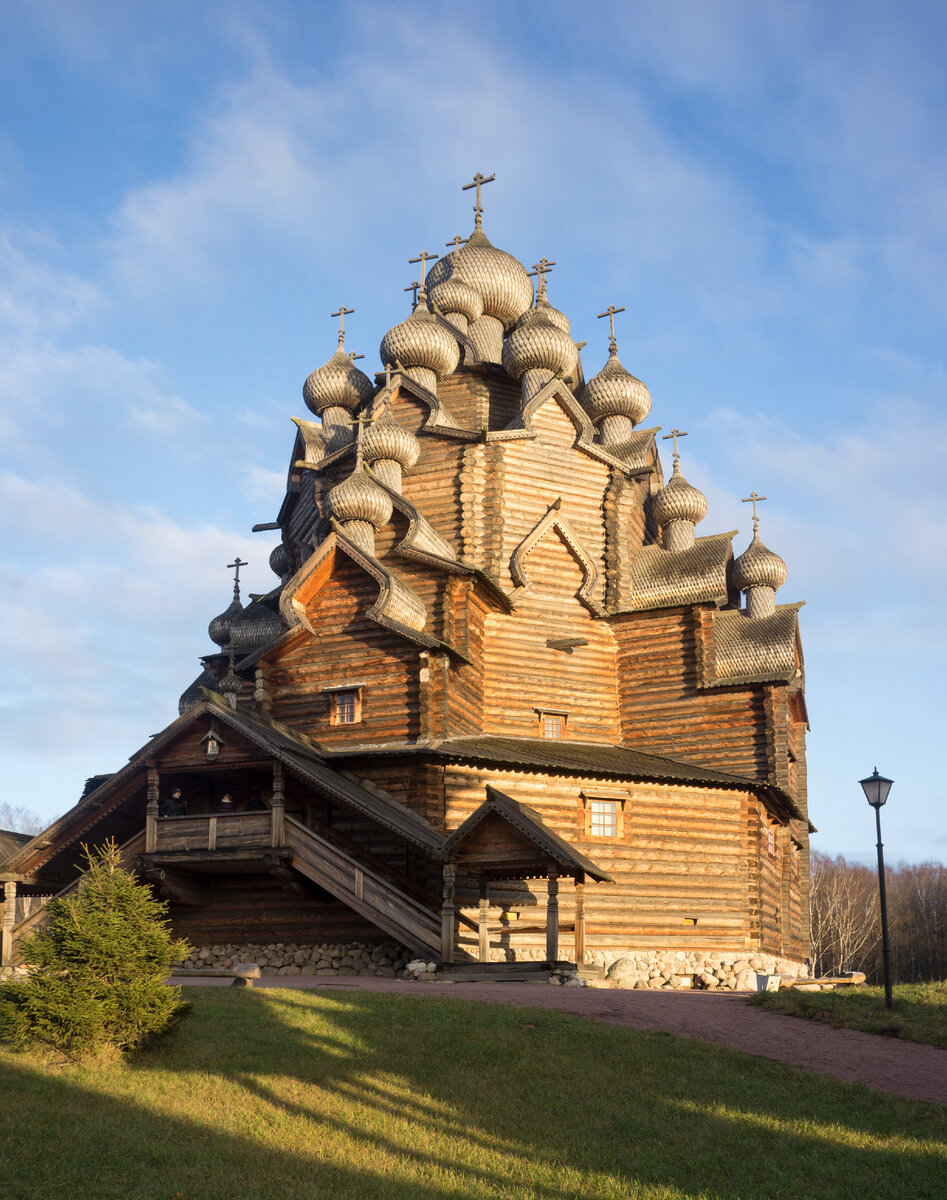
(303, 347, 374, 415)
(583, 349, 652, 427)
(425, 227, 533, 330)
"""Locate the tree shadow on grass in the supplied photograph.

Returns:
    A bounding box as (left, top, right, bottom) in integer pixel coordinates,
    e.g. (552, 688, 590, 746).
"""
(2, 987, 945, 1200)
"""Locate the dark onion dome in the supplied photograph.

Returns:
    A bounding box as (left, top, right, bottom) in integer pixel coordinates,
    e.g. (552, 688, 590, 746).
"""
(269, 540, 292, 580)
(379, 301, 460, 381)
(425, 227, 533, 330)
(732, 531, 788, 594)
(303, 347, 374, 415)
(208, 590, 243, 649)
(179, 664, 215, 715)
(583, 349, 652, 427)
(328, 463, 393, 529)
(229, 599, 285, 656)
(361, 415, 420, 471)
(651, 462, 708, 529)
(502, 300, 578, 380)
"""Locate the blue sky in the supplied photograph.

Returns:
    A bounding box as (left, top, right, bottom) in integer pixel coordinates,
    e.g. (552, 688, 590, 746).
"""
(1, 0, 945, 864)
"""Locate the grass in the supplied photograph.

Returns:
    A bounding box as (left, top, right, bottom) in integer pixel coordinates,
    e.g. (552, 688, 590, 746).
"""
(0, 988, 944, 1200)
(749, 980, 947, 1049)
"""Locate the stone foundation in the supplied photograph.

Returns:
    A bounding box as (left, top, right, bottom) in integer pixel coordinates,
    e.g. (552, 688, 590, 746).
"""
(598, 950, 808, 990)
(177, 939, 413, 978)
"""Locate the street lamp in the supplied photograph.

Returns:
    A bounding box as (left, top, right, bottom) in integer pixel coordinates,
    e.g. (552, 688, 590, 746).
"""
(859, 767, 894, 1009)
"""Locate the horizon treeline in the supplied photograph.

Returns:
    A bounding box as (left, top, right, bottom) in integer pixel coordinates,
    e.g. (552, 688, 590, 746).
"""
(809, 851, 947, 983)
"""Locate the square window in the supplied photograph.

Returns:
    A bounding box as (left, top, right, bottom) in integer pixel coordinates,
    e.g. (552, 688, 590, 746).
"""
(328, 688, 362, 725)
(542, 713, 563, 739)
(589, 799, 618, 837)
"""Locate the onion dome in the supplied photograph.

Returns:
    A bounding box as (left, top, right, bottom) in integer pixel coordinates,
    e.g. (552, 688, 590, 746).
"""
(426, 228, 532, 329)
(179, 664, 214, 715)
(303, 347, 374, 416)
(652, 462, 708, 529)
(429, 277, 483, 324)
(208, 589, 243, 649)
(269, 541, 293, 581)
(229, 600, 285, 656)
(361, 416, 420, 472)
(379, 302, 460, 382)
(534, 290, 571, 335)
(218, 654, 240, 709)
(328, 464, 393, 530)
(502, 302, 578, 381)
(583, 350, 652, 427)
(732, 532, 788, 594)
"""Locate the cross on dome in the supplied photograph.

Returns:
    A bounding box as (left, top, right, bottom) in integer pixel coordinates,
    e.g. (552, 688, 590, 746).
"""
(331, 306, 354, 348)
(445, 234, 469, 252)
(742, 491, 767, 533)
(226, 557, 247, 596)
(461, 171, 495, 229)
(404, 280, 420, 310)
(409, 250, 439, 298)
(528, 258, 556, 297)
(597, 304, 626, 353)
(661, 427, 688, 466)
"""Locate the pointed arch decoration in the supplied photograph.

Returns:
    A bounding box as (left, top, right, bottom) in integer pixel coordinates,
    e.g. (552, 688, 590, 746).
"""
(509, 500, 605, 616)
(279, 532, 438, 648)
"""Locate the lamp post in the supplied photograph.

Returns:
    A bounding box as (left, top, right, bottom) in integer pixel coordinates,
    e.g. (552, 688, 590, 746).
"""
(859, 767, 894, 1009)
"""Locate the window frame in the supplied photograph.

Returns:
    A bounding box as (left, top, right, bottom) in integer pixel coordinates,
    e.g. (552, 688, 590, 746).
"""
(322, 683, 365, 726)
(534, 707, 569, 740)
(580, 789, 628, 840)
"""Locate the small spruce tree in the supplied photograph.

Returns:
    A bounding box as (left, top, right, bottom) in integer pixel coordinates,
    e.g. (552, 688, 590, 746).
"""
(0, 840, 190, 1059)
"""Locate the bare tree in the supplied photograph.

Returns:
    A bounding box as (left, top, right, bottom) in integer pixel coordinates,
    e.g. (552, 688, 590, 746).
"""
(0, 802, 47, 836)
(809, 852, 880, 976)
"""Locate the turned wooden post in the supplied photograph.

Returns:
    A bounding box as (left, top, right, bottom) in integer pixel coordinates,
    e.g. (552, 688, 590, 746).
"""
(271, 761, 285, 847)
(145, 765, 160, 853)
(441, 862, 456, 963)
(546, 865, 559, 964)
(478, 878, 490, 962)
(2, 880, 17, 967)
(574, 871, 586, 965)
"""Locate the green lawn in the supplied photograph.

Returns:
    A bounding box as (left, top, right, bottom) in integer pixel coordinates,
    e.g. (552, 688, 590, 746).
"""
(750, 981, 947, 1049)
(0, 988, 944, 1200)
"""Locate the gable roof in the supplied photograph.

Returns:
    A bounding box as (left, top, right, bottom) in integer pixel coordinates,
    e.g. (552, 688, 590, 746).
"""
(442, 785, 613, 882)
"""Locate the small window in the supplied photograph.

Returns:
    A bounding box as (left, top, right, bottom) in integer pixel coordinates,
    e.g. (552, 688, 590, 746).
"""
(589, 799, 618, 837)
(323, 684, 364, 725)
(767, 826, 776, 856)
(581, 791, 627, 840)
(535, 708, 568, 739)
(543, 713, 563, 739)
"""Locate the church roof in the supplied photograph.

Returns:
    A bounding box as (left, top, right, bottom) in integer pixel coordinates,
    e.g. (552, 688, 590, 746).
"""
(623, 532, 734, 611)
(702, 604, 804, 688)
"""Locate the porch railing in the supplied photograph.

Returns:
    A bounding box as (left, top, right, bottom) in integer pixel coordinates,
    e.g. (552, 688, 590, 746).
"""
(151, 811, 273, 854)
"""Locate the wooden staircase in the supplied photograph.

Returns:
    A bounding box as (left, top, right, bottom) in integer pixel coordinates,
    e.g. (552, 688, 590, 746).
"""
(283, 816, 442, 957)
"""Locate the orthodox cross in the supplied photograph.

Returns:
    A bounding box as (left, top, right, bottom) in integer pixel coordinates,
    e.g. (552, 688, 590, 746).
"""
(661, 427, 688, 467)
(331, 305, 354, 348)
(409, 250, 438, 298)
(227, 557, 247, 597)
(742, 491, 767, 533)
(346, 409, 375, 464)
(349, 351, 365, 362)
(404, 280, 421, 310)
(462, 171, 495, 228)
(528, 258, 556, 297)
(445, 234, 469, 252)
(597, 304, 626, 353)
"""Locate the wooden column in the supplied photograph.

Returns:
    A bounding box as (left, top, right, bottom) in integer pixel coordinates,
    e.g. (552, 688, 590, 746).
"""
(574, 871, 585, 965)
(271, 761, 285, 848)
(145, 765, 160, 853)
(441, 862, 456, 964)
(545, 865, 559, 964)
(2, 881, 17, 967)
(478, 879, 490, 962)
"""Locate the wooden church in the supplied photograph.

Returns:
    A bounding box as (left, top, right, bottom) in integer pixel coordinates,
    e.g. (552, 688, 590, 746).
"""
(1, 177, 812, 979)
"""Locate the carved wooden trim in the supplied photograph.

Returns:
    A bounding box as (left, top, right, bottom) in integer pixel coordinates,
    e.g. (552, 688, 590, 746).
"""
(509, 501, 605, 616)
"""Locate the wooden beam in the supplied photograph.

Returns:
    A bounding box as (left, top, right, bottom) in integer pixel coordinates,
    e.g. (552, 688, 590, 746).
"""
(545, 866, 559, 964)
(574, 871, 586, 965)
(1, 880, 16, 966)
(478, 879, 489, 962)
(441, 862, 456, 964)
